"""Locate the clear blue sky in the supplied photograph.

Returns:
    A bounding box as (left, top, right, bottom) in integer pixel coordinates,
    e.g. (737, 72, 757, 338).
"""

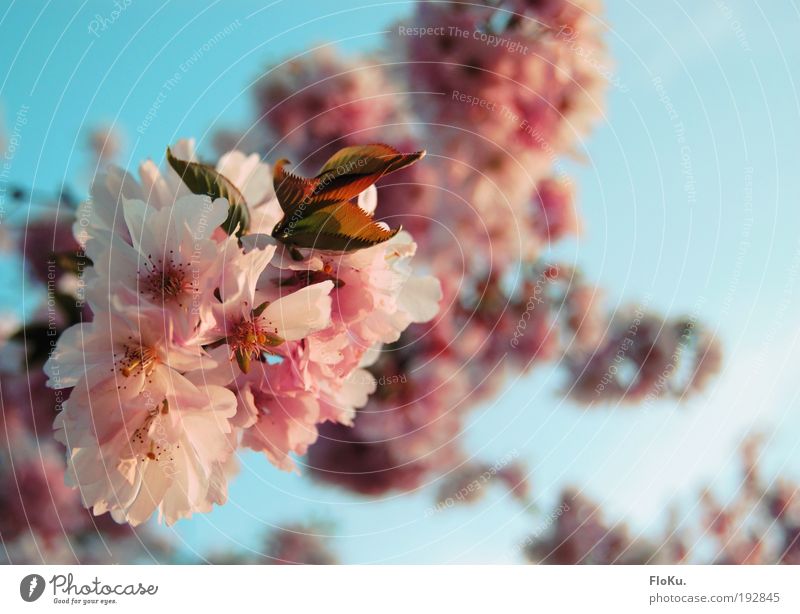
(2, 1, 799, 563)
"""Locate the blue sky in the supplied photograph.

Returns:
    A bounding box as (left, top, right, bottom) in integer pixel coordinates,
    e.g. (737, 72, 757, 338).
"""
(2, 1, 799, 563)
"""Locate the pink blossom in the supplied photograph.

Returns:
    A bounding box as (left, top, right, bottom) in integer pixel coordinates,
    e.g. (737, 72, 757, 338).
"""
(0, 419, 84, 542)
(45, 308, 239, 525)
(256, 48, 409, 166)
(264, 524, 338, 565)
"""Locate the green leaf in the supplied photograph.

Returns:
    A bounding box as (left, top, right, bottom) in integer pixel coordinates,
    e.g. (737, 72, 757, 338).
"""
(166, 147, 250, 237)
(273, 145, 425, 213)
(317, 144, 425, 178)
(275, 200, 400, 252)
(311, 144, 426, 205)
(271, 143, 424, 252)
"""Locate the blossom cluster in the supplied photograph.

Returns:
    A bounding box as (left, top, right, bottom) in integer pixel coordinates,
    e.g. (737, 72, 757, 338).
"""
(42, 139, 440, 525)
(205, 522, 338, 565)
(524, 436, 800, 564)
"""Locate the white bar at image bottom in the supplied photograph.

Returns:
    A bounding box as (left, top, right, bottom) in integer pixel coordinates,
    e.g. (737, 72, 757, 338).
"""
(1, 565, 796, 613)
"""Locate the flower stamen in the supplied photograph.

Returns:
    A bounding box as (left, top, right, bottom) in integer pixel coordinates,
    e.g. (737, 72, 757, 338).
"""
(118, 345, 158, 378)
(139, 252, 192, 305)
(227, 314, 284, 374)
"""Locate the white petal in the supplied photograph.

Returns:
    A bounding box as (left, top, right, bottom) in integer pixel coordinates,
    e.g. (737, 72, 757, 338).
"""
(216, 150, 274, 206)
(399, 275, 443, 323)
(357, 184, 378, 214)
(138, 159, 175, 209)
(125, 461, 169, 526)
(263, 281, 334, 341)
(121, 198, 150, 254)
